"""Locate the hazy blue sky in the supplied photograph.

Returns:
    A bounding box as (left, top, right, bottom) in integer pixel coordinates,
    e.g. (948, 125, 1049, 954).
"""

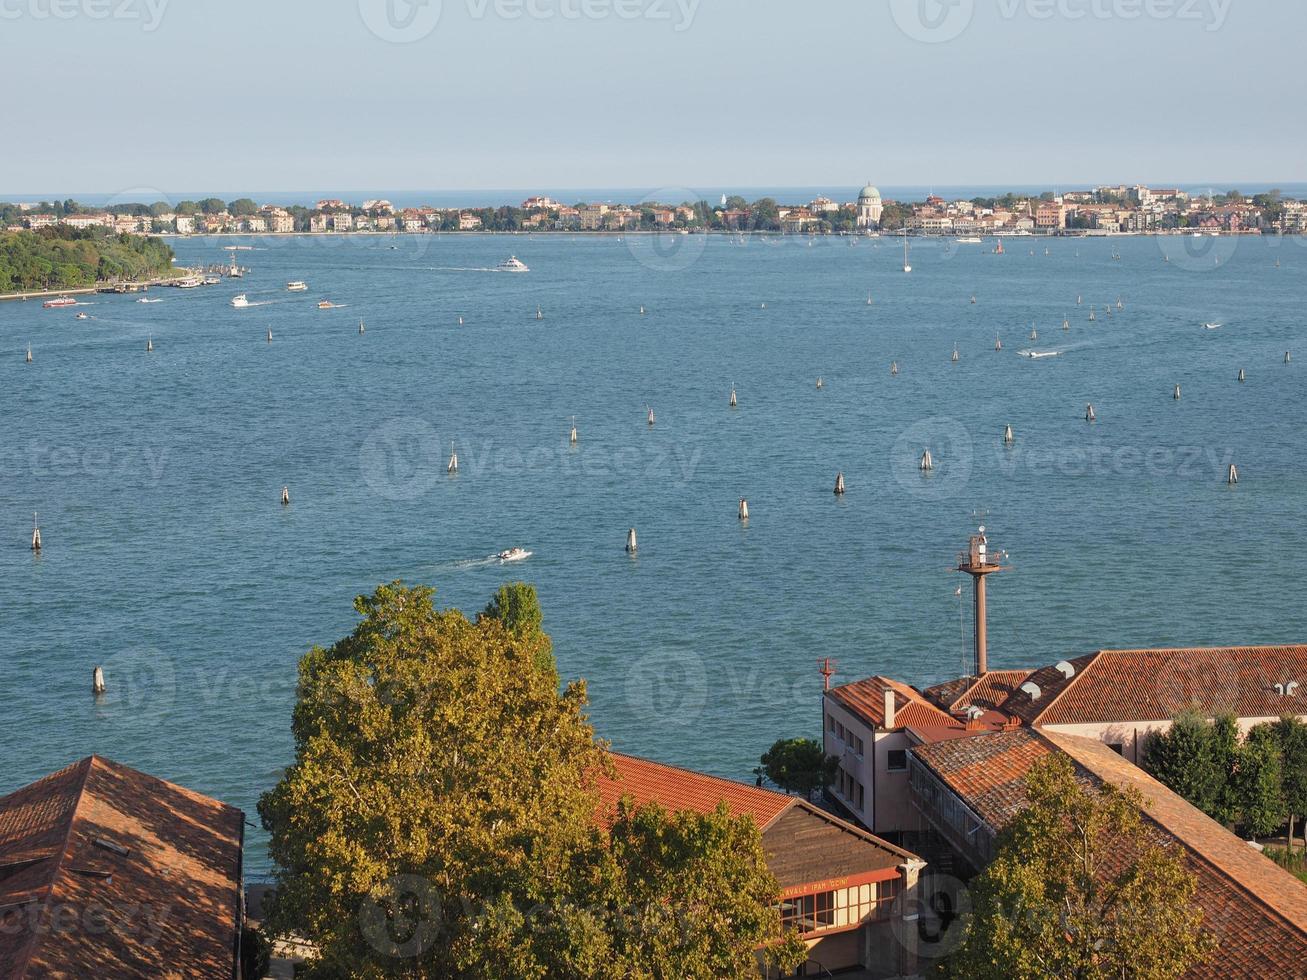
(3, 0, 1301, 194)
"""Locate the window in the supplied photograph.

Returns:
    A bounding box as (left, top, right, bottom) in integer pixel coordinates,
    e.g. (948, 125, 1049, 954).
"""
(854, 736, 865, 758)
(887, 749, 908, 772)
(836, 722, 846, 742)
(827, 714, 836, 734)
(1107, 743, 1124, 756)
(856, 780, 865, 811)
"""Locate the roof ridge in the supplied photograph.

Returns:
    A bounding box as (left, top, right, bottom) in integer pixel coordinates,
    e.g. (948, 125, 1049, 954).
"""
(608, 752, 789, 802)
(789, 800, 920, 860)
(1030, 651, 1102, 725)
(8, 756, 94, 979)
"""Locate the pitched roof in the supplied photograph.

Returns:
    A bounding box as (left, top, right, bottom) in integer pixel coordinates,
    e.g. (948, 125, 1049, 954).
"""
(827, 676, 961, 732)
(923, 670, 1033, 714)
(597, 753, 794, 829)
(910, 731, 1307, 977)
(0, 756, 245, 979)
(598, 754, 917, 892)
(1016, 646, 1307, 726)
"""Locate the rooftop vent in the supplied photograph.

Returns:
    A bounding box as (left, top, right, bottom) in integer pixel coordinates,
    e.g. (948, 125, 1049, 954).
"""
(1020, 682, 1043, 701)
(965, 705, 985, 720)
(1055, 661, 1076, 679)
(92, 838, 130, 858)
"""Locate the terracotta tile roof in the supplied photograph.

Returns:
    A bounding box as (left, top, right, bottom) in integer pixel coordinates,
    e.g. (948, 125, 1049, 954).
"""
(911, 729, 1058, 828)
(597, 753, 795, 829)
(1018, 646, 1307, 726)
(911, 731, 1307, 977)
(924, 670, 1033, 713)
(598, 755, 917, 892)
(997, 654, 1096, 725)
(828, 676, 961, 732)
(761, 805, 913, 891)
(0, 756, 245, 979)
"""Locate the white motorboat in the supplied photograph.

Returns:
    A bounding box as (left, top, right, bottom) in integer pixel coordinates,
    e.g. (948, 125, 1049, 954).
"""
(497, 256, 529, 273)
(1204, 322, 1222, 330)
(75, 311, 89, 320)
(287, 281, 308, 292)
(231, 294, 250, 308)
(1024, 350, 1060, 359)
(137, 298, 162, 304)
(955, 237, 983, 244)
(497, 547, 532, 563)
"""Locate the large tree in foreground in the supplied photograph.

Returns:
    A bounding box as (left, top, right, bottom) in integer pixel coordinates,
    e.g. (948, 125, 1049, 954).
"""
(945, 754, 1214, 980)
(259, 582, 803, 979)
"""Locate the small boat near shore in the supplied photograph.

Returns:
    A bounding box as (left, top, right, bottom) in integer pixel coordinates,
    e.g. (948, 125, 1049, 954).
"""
(1023, 350, 1060, 359)
(287, 281, 308, 292)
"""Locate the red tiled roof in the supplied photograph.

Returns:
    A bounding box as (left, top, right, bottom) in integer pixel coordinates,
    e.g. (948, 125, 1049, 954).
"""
(1016, 646, 1307, 726)
(828, 676, 961, 732)
(911, 730, 1307, 977)
(597, 753, 795, 829)
(0, 756, 245, 979)
(924, 670, 1033, 714)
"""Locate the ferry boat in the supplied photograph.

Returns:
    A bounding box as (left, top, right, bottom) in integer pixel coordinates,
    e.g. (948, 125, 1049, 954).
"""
(497, 256, 529, 273)
(176, 275, 204, 288)
(43, 296, 78, 309)
(231, 294, 250, 308)
(497, 547, 532, 563)
(202, 276, 222, 286)
(287, 281, 308, 292)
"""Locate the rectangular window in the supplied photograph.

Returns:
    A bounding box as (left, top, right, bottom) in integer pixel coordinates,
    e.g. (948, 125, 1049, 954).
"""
(827, 714, 836, 734)
(856, 780, 865, 811)
(887, 749, 908, 772)
(854, 736, 865, 757)
(837, 722, 846, 742)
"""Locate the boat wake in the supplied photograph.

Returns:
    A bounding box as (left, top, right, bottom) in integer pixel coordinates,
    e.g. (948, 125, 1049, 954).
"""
(447, 549, 534, 570)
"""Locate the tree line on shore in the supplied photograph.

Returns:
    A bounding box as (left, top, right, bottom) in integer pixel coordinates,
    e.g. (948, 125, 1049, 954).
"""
(0, 226, 175, 293)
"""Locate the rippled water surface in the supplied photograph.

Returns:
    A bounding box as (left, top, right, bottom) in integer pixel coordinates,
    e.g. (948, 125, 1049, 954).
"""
(2, 231, 1304, 875)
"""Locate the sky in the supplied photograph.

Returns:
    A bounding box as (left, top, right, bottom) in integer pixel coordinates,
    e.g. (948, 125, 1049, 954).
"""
(2, 0, 1302, 196)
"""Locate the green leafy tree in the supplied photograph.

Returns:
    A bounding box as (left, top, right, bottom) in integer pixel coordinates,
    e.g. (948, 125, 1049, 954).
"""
(1210, 713, 1241, 824)
(606, 799, 807, 979)
(481, 581, 555, 682)
(946, 754, 1214, 980)
(199, 197, 226, 214)
(259, 582, 801, 979)
(760, 738, 838, 797)
(1237, 728, 1287, 838)
(228, 198, 260, 216)
(1261, 717, 1307, 850)
(1143, 710, 1223, 814)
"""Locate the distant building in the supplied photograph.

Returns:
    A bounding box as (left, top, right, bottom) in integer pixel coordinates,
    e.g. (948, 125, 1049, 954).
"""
(316, 199, 347, 211)
(174, 215, 195, 234)
(458, 212, 482, 231)
(1035, 201, 1066, 229)
(24, 214, 57, 229)
(62, 214, 108, 229)
(856, 183, 883, 228)
(331, 213, 353, 232)
(522, 196, 558, 210)
(0, 756, 245, 978)
(579, 204, 609, 230)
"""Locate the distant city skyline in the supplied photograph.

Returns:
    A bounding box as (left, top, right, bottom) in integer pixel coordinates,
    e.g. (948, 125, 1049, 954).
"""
(5, 0, 1303, 193)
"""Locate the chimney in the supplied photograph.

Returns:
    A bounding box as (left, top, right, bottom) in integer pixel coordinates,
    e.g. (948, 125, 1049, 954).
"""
(883, 688, 896, 729)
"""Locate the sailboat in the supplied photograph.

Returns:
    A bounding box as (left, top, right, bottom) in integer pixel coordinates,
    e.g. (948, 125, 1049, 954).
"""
(902, 236, 912, 274)
(866, 291, 873, 306)
(993, 239, 1005, 255)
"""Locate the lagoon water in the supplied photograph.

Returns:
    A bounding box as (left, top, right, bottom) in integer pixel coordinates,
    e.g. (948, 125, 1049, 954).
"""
(2, 231, 1305, 875)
